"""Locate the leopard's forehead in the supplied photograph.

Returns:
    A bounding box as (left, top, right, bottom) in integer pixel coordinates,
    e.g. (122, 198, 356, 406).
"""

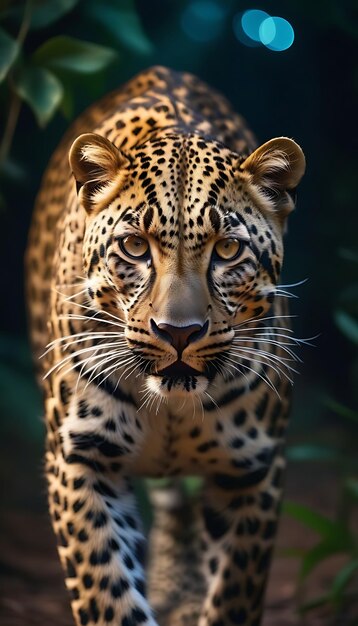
(107, 133, 252, 254)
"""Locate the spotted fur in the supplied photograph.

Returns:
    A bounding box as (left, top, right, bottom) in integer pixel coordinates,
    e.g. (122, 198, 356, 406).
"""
(26, 66, 305, 626)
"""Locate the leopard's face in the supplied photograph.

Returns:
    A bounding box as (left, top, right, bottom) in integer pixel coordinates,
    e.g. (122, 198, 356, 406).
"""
(70, 132, 305, 398)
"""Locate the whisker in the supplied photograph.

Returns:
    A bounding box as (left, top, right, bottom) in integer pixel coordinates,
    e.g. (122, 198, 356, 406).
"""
(43, 346, 112, 378)
(44, 343, 132, 379)
(84, 350, 140, 388)
(252, 332, 318, 346)
(216, 356, 248, 385)
(123, 358, 145, 381)
(236, 331, 310, 347)
(232, 340, 301, 364)
(60, 297, 127, 327)
(138, 388, 154, 413)
(54, 287, 89, 303)
(203, 390, 222, 415)
(77, 344, 103, 389)
(222, 355, 281, 397)
(234, 324, 294, 333)
(49, 329, 125, 341)
(51, 350, 123, 382)
(276, 278, 308, 289)
(59, 313, 125, 330)
(235, 314, 297, 329)
(198, 394, 205, 422)
(273, 289, 299, 299)
(55, 280, 87, 289)
(135, 360, 151, 379)
(189, 395, 196, 419)
(148, 392, 158, 414)
(83, 350, 134, 387)
(226, 351, 288, 384)
(44, 331, 126, 352)
(96, 355, 139, 388)
(230, 344, 298, 372)
(155, 393, 165, 416)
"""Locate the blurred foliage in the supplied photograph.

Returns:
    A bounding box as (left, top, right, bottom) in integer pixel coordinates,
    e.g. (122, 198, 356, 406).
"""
(0, 0, 151, 170)
(284, 427, 358, 621)
(284, 264, 358, 619)
(284, 496, 358, 620)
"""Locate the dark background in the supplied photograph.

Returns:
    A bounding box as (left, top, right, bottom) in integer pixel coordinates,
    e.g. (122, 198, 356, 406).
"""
(0, 1, 357, 623)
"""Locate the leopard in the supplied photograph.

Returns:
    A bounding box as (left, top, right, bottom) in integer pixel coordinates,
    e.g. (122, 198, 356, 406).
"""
(26, 66, 305, 626)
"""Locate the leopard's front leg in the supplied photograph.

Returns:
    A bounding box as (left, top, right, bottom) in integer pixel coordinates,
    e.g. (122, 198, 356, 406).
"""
(47, 450, 157, 626)
(45, 392, 158, 626)
(198, 455, 285, 626)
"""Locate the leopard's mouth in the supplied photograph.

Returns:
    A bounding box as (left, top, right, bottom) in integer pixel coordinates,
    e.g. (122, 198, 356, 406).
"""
(156, 361, 204, 379)
(155, 361, 204, 393)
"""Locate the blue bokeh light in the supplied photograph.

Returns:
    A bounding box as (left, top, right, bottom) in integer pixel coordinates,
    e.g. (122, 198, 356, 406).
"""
(259, 16, 295, 51)
(234, 9, 295, 52)
(181, 1, 227, 43)
(259, 17, 276, 46)
(241, 9, 269, 42)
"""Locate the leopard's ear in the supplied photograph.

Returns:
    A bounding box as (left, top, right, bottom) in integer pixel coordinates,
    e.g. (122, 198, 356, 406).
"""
(69, 133, 129, 214)
(241, 137, 306, 217)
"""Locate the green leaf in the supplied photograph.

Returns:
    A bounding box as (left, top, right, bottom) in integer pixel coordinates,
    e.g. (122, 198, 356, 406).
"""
(0, 27, 20, 82)
(59, 85, 74, 119)
(299, 592, 331, 614)
(33, 36, 118, 74)
(13, 65, 63, 127)
(338, 247, 358, 264)
(86, 0, 153, 55)
(287, 444, 342, 463)
(334, 310, 358, 345)
(30, 0, 79, 29)
(324, 397, 358, 423)
(300, 536, 352, 580)
(331, 559, 358, 603)
(283, 500, 347, 538)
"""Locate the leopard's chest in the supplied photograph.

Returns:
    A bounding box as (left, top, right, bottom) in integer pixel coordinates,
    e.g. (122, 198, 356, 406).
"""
(134, 404, 276, 479)
(95, 380, 276, 477)
(58, 364, 281, 479)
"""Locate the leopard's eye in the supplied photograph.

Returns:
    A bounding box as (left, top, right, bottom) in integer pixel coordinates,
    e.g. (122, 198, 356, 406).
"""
(120, 235, 149, 259)
(214, 238, 242, 261)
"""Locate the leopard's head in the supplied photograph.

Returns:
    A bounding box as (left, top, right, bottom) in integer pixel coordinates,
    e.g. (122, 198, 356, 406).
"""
(69, 132, 305, 398)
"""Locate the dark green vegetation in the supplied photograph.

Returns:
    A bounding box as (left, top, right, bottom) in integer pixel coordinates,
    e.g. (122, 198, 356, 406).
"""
(0, 0, 357, 622)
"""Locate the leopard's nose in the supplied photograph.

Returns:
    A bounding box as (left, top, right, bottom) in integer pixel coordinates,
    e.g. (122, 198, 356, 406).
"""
(150, 320, 209, 356)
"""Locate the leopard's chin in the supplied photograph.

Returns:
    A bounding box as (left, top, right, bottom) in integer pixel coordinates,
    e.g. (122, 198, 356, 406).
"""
(145, 373, 210, 398)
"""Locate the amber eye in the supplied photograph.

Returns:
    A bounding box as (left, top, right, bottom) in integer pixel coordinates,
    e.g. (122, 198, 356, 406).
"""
(120, 235, 149, 259)
(214, 238, 242, 261)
